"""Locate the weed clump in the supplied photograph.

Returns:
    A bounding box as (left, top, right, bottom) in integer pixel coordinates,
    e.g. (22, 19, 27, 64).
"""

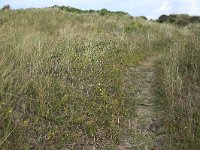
(124, 22, 148, 33)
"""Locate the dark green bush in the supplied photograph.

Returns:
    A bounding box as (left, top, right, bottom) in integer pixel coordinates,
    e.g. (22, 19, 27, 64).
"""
(157, 15, 168, 23)
(88, 9, 95, 13)
(189, 16, 200, 23)
(157, 14, 200, 26)
(114, 11, 128, 15)
(98, 8, 110, 16)
(175, 19, 190, 26)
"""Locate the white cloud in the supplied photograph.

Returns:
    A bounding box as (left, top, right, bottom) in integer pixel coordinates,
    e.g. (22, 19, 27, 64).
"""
(169, 0, 200, 16)
(155, 0, 172, 13)
(189, 0, 200, 15)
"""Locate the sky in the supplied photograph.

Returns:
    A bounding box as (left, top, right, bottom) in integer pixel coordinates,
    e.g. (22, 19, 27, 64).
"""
(1, 0, 200, 19)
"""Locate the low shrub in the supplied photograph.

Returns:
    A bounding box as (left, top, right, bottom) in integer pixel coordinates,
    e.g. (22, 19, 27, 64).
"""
(157, 14, 200, 26)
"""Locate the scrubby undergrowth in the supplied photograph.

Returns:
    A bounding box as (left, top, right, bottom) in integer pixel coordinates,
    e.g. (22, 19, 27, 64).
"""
(0, 8, 200, 150)
(155, 25, 200, 149)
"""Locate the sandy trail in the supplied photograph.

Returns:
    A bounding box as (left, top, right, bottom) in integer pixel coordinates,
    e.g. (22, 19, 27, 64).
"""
(119, 55, 161, 150)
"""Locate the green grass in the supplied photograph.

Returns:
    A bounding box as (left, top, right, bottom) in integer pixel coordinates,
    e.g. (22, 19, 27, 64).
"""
(0, 8, 200, 149)
(155, 25, 200, 149)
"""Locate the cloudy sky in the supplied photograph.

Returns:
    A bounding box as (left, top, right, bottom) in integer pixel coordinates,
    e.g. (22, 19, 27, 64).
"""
(1, 0, 200, 19)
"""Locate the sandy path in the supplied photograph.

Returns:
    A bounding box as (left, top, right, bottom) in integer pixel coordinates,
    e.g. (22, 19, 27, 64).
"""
(118, 55, 161, 150)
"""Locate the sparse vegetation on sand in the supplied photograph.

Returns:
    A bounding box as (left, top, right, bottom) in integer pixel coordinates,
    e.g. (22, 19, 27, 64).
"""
(0, 7, 200, 150)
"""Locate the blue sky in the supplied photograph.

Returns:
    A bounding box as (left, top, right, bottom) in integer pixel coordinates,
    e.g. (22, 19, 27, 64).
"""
(1, 0, 200, 19)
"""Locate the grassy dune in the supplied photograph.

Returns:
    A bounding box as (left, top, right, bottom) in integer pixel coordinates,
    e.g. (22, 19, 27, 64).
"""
(156, 25, 200, 149)
(0, 8, 200, 149)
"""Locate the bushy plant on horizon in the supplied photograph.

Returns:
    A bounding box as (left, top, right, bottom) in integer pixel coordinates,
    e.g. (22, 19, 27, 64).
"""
(1, 4, 11, 11)
(50, 5, 129, 16)
(157, 14, 200, 26)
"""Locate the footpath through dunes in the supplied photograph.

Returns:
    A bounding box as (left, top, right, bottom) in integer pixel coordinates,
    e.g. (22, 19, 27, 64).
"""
(119, 54, 162, 150)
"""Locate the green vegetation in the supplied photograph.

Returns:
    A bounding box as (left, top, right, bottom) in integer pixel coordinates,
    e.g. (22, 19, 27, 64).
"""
(157, 14, 200, 26)
(0, 6, 200, 150)
(138, 16, 148, 20)
(124, 22, 149, 33)
(155, 25, 200, 149)
(50, 5, 129, 16)
(0, 8, 169, 149)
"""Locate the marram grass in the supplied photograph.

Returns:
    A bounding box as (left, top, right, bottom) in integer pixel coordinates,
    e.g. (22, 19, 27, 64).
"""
(0, 8, 199, 149)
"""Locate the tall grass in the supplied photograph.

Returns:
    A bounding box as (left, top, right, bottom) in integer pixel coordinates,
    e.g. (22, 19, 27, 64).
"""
(0, 8, 198, 149)
(0, 8, 167, 149)
(155, 25, 200, 149)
